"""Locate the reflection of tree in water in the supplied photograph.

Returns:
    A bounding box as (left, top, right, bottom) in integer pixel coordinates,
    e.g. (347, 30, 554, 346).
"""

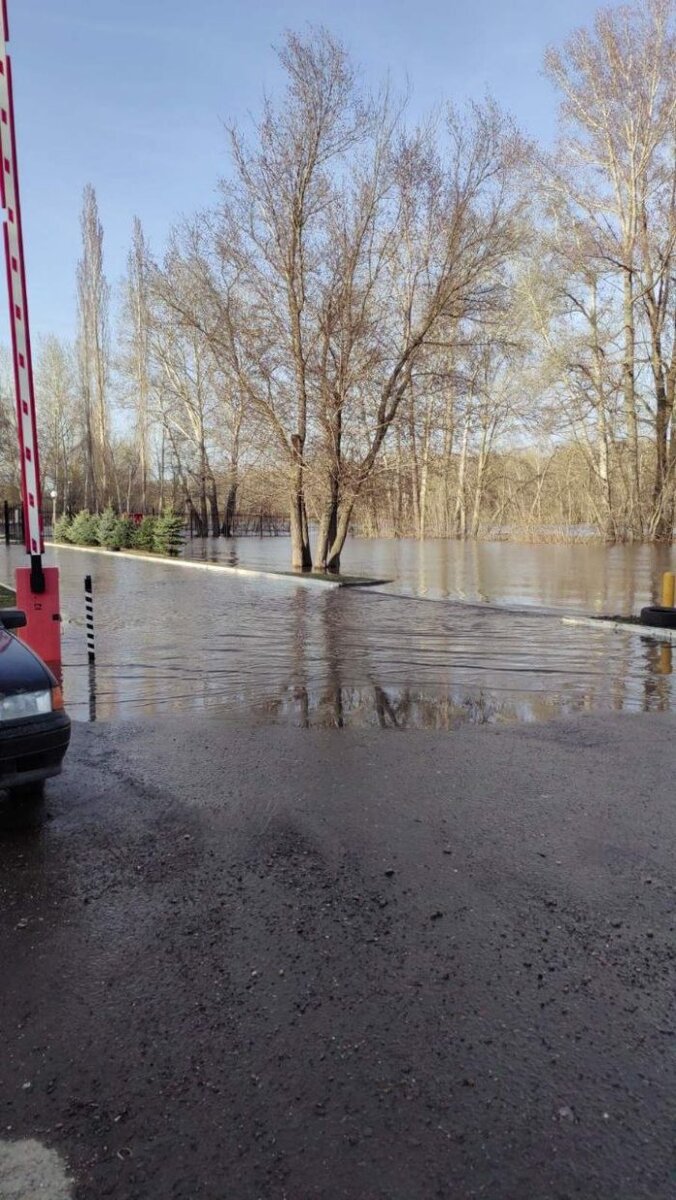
(255, 589, 528, 730)
(642, 641, 672, 713)
(322, 590, 344, 728)
(374, 686, 407, 728)
(251, 586, 676, 730)
(292, 587, 310, 728)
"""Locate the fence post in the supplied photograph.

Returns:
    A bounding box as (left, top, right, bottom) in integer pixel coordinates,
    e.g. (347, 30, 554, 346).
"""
(84, 575, 95, 664)
(3, 500, 8, 544)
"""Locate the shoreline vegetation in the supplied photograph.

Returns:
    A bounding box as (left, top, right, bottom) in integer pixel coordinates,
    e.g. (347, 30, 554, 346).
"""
(50, 509, 386, 584)
(53, 509, 185, 557)
(51, 507, 676, 553)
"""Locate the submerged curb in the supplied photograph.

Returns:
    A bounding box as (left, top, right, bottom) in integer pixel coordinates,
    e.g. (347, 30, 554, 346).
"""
(43, 542, 388, 589)
(562, 615, 676, 644)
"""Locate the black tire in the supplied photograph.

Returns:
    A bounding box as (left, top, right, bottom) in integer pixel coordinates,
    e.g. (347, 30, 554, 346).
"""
(640, 605, 676, 630)
(8, 779, 46, 803)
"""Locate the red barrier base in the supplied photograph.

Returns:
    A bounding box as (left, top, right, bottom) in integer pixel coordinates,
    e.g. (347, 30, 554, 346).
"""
(15, 566, 62, 672)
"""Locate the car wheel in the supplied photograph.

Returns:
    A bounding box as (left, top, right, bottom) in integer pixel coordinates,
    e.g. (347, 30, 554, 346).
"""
(8, 780, 46, 803)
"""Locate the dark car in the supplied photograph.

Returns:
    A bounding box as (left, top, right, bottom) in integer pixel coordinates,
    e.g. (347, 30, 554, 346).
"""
(0, 608, 71, 799)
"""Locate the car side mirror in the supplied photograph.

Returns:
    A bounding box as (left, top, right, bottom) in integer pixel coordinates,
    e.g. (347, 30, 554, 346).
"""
(0, 608, 27, 630)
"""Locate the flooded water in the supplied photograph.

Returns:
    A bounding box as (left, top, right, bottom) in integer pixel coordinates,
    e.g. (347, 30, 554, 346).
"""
(1, 537, 674, 727)
(183, 535, 675, 612)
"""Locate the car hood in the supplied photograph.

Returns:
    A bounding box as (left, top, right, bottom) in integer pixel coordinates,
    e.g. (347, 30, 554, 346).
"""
(0, 628, 52, 694)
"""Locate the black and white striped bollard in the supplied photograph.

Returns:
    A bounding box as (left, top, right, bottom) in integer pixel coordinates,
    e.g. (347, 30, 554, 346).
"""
(84, 574, 95, 663)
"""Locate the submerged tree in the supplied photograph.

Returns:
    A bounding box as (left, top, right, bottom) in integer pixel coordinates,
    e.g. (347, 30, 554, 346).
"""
(154, 30, 527, 570)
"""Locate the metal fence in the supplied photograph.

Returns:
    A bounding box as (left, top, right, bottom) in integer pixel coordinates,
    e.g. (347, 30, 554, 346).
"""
(3, 501, 55, 544)
(230, 512, 290, 537)
(186, 510, 290, 537)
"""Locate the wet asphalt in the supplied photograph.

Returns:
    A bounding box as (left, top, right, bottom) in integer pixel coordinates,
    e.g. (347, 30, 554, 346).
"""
(1, 711, 676, 1200)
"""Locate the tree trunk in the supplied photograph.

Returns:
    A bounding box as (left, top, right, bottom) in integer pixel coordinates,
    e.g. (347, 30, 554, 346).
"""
(418, 397, 433, 539)
(222, 482, 237, 537)
(140, 434, 148, 515)
(622, 269, 641, 538)
(209, 475, 220, 537)
(471, 435, 488, 539)
(665, 416, 676, 539)
(316, 473, 339, 573)
(454, 416, 469, 538)
(408, 389, 421, 537)
(222, 431, 240, 538)
(198, 454, 208, 536)
(442, 390, 455, 537)
(597, 407, 615, 541)
(651, 364, 671, 540)
(112, 448, 123, 512)
(325, 498, 353, 573)
(185, 494, 200, 536)
(290, 436, 312, 571)
(198, 484, 208, 535)
(395, 426, 404, 535)
(290, 494, 312, 570)
(83, 395, 96, 512)
(158, 429, 165, 516)
(97, 387, 108, 507)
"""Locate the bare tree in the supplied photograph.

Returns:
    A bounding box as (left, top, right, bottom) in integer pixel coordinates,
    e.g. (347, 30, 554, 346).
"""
(120, 217, 152, 513)
(220, 30, 367, 569)
(34, 336, 80, 513)
(543, 0, 676, 539)
(76, 184, 112, 509)
(309, 99, 526, 571)
(147, 249, 222, 535)
(169, 33, 526, 571)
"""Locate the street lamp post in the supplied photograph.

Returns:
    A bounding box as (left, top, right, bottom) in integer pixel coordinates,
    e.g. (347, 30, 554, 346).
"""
(50, 490, 57, 532)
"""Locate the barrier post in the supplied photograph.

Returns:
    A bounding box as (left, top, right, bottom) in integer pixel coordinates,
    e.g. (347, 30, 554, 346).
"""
(85, 574, 95, 663)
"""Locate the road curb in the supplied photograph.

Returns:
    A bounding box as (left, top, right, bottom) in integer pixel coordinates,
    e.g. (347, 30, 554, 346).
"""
(562, 615, 676, 644)
(43, 542, 387, 589)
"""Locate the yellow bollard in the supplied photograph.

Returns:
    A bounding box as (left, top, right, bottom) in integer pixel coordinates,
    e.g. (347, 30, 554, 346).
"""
(661, 571, 675, 608)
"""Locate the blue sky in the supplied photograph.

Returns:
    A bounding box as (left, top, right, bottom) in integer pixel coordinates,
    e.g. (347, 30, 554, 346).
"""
(7, 0, 624, 344)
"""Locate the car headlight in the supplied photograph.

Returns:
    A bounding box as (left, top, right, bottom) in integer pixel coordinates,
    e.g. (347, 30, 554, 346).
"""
(0, 689, 53, 721)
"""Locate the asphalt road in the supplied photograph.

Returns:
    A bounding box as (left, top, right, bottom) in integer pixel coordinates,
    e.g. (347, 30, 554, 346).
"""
(1, 712, 676, 1200)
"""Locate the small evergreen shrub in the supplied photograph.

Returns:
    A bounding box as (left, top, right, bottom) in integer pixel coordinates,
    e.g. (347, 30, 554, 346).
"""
(115, 515, 137, 549)
(97, 507, 121, 550)
(133, 515, 157, 552)
(153, 510, 185, 557)
(53, 513, 73, 544)
(55, 509, 186, 558)
(69, 510, 100, 546)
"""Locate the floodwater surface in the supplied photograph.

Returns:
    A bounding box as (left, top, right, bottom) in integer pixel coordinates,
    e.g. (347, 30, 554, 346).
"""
(0, 538, 674, 727)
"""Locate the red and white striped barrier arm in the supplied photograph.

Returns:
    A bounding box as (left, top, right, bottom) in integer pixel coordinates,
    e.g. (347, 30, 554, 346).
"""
(0, 0, 43, 557)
